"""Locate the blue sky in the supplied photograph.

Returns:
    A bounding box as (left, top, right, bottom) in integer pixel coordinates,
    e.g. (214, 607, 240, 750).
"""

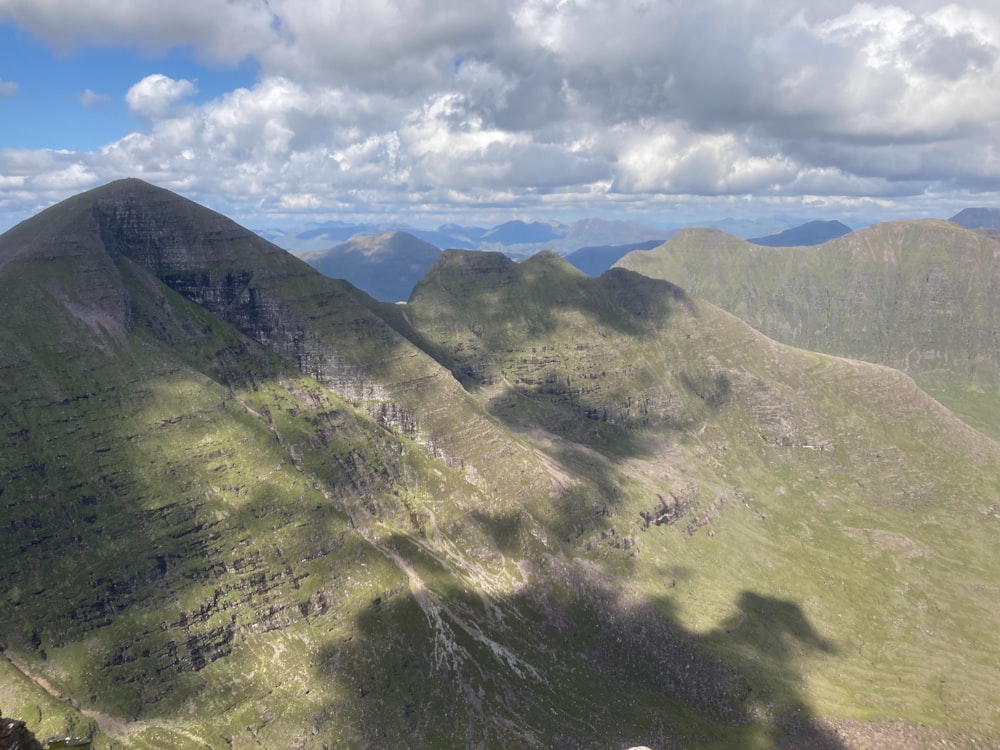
(1, 0, 1000, 234)
(0, 25, 257, 151)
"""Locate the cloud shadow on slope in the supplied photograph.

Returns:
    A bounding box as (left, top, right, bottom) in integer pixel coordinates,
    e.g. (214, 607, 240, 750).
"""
(316, 538, 845, 749)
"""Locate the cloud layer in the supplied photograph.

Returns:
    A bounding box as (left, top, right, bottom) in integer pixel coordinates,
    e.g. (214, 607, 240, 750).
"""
(1, 0, 999, 226)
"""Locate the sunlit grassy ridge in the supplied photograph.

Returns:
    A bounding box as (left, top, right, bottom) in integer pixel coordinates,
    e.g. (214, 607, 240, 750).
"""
(1, 181, 999, 748)
(615, 221, 1000, 440)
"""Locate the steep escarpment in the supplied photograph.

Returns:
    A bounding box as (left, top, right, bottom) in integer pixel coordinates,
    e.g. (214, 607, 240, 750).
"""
(32, 181, 553, 498)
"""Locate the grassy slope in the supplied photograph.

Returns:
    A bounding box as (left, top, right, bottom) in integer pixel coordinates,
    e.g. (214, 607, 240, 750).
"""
(0, 229, 469, 747)
(615, 221, 1000, 439)
(393, 249, 1000, 744)
(2, 185, 999, 748)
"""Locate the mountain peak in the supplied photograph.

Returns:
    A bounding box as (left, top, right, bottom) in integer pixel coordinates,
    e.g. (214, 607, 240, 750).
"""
(296, 230, 441, 301)
(950, 207, 1000, 230)
(419, 248, 516, 286)
(747, 219, 852, 247)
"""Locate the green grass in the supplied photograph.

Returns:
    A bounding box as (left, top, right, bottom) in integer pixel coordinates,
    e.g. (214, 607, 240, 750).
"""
(616, 220, 1000, 436)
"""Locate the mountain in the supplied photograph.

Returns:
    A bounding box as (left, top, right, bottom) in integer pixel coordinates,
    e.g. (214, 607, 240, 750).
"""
(2, 181, 1000, 748)
(560, 218, 666, 249)
(615, 220, 1000, 438)
(296, 230, 441, 301)
(256, 220, 385, 251)
(949, 207, 1000, 231)
(747, 220, 852, 247)
(259, 222, 483, 253)
(564, 238, 669, 276)
(705, 217, 790, 239)
(405, 225, 484, 249)
(480, 219, 567, 245)
(260, 217, 671, 260)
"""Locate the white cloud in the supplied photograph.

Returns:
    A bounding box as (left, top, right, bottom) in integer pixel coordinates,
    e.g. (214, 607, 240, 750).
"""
(261, 0, 513, 92)
(280, 193, 323, 210)
(0, 0, 277, 64)
(74, 88, 111, 108)
(125, 74, 197, 119)
(29, 162, 98, 190)
(0, 79, 18, 99)
(2, 0, 1000, 228)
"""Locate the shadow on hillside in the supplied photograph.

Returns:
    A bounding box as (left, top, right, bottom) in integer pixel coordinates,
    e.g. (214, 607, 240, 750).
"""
(377, 258, 696, 393)
(316, 539, 845, 748)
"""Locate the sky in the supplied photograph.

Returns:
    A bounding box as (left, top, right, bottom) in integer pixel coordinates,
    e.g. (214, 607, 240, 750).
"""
(1, 0, 1000, 233)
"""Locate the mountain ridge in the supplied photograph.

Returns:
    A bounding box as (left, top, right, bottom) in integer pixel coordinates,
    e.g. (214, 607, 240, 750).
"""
(950, 206, 1000, 230)
(3, 180, 1000, 748)
(615, 218, 1000, 438)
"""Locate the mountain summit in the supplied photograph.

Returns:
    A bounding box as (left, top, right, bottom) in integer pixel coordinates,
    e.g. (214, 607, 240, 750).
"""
(949, 206, 1000, 230)
(746, 219, 852, 246)
(2, 181, 1000, 748)
(297, 230, 440, 301)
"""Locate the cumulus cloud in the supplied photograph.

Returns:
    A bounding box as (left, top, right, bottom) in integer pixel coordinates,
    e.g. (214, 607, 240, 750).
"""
(0, 79, 18, 99)
(1, 0, 1000, 226)
(125, 74, 197, 119)
(0, 0, 277, 64)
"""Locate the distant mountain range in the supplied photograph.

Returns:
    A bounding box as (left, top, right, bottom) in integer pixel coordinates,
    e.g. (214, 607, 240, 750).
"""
(564, 238, 671, 276)
(290, 214, 999, 299)
(262, 217, 668, 257)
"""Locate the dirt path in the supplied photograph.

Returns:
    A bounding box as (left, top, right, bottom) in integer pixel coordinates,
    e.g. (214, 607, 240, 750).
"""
(3, 652, 212, 748)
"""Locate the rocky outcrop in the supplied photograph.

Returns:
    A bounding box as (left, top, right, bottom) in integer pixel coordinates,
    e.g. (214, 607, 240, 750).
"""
(0, 711, 42, 750)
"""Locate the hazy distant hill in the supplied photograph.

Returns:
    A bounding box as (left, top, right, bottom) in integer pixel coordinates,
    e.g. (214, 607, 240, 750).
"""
(480, 219, 567, 244)
(564, 238, 669, 276)
(297, 230, 440, 301)
(264, 217, 667, 257)
(706, 216, 790, 239)
(560, 217, 666, 248)
(260, 222, 482, 253)
(616, 220, 1000, 436)
(406, 224, 484, 249)
(257, 219, 385, 250)
(3, 181, 1000, 748)
(949, 207, 1000, 230)
(747, 220, 852, 246)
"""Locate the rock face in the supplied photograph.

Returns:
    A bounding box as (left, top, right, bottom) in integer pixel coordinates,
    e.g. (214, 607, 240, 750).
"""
(0, 711, 42, 750)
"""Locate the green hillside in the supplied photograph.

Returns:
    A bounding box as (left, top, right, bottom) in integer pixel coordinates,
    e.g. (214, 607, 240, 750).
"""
(615, 221, 1000, 438)
(2, 182, 999, 748)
